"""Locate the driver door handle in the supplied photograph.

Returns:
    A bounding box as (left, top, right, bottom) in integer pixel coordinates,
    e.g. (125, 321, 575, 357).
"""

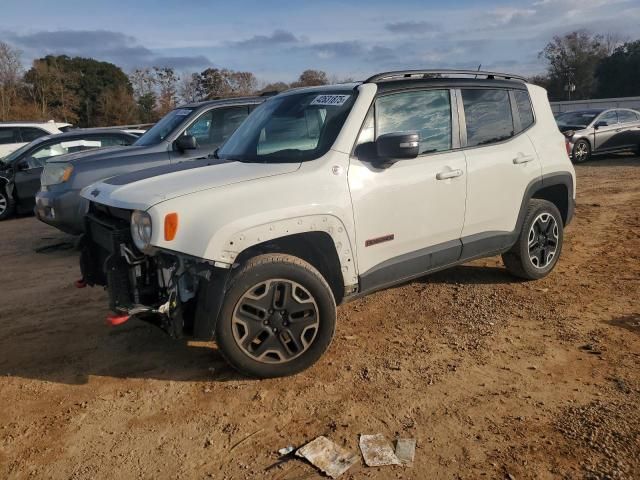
(513, 154, 535, 165)
(436, 169, 463, 180)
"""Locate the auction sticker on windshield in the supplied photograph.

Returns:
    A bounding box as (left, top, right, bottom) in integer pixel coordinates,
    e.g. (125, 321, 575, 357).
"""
(175, 109, 192, 116)
(310, 95, 351, 106)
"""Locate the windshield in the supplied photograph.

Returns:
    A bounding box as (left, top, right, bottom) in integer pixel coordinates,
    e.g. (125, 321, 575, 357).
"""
(218, 91, 357, 163)
(556, 111, 598, 128)
(134, 107, 197, 146)
(0, 142, 34, 165)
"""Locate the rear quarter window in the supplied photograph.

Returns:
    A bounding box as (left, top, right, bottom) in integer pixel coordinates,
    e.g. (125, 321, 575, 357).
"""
(513, 90, 535, 131)
(461, 89, 515, 147)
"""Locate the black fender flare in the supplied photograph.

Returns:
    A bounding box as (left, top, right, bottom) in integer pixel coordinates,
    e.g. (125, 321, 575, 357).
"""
(516, 172, 575, 233)
(192, 267, 233, 340)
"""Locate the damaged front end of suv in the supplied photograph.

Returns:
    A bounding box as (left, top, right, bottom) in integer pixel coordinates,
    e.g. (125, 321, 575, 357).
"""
(79, 201, 228, 339)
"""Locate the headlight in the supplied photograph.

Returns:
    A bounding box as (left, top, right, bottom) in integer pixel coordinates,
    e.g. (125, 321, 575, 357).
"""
(131, 210, 153, 251)
(41, 163, 73, 186)
(562, 130, 575, 138)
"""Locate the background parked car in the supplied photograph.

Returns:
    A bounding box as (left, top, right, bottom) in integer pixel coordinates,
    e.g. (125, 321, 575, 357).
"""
(0, 129, 137, 221)
(0, 121, 72, 158)
(556, 108, 640, 162)
(36, 95, 268, 235)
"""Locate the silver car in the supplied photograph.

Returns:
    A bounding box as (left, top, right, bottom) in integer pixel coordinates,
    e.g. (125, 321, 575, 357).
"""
(556, 108, 640, 163)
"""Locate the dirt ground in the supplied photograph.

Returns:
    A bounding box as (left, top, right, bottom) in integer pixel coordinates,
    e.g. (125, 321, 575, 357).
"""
(1, 156, 639, 480)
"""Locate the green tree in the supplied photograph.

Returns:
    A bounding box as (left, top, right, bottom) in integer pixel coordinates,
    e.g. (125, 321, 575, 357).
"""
(539, 31, 609, 101)
(291, 70, 328, 88)
(595, 40, 640, 98)
(24, 55, 135, 126)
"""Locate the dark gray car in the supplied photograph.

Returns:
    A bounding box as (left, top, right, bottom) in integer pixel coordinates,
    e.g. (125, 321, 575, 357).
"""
(1, 129, 137, 221)
(36, 96, 267, 234)
(557, 108, 640, 163)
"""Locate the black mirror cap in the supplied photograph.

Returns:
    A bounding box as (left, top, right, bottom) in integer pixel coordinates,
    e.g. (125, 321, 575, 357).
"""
(376, 132, 420, 160)
(176, 134, 197, 151)
(594, 121, 608, 129)
(17, 160, 30, 171)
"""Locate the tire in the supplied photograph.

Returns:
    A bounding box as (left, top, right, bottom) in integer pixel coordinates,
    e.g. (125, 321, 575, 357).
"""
(0, 186, 16, 221)
(215, 253, 336, 378)
(502, 199, 564, 280)
(572, 139, 591, 163)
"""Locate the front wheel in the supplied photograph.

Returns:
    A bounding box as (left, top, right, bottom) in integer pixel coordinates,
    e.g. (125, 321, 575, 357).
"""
(502, 199, 564, 280)
(215, 254, 336, 378)
(0, 186, 16, 221)
(572, 139, 591, 163)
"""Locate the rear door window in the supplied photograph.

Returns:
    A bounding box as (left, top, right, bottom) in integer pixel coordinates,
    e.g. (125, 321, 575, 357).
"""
(375, 89, 452, 154)
(617, 110, 638, 124)
(513, 90, 534, 131)
(462, 89, 515, 147)
(0, 127, 19, 145)
(19, 127, 48, 143)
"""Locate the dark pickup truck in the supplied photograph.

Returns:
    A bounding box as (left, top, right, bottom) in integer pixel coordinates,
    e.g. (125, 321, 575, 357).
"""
(36, 95, 267, 234)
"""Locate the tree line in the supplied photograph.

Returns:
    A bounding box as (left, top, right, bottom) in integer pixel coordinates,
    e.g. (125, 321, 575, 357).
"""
(1, 30, 639, 127)
(0, 42, 333, 127)
(533, 31, 640, 101)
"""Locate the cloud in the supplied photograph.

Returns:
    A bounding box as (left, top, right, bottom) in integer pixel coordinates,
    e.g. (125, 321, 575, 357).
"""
(309, 41, 364, 59)
(231, 29, 300, 49)
(385, 21, 440, 35)
(6, 29, 212, 71)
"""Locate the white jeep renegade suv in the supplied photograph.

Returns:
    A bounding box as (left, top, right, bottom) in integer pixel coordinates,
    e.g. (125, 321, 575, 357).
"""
(79, 70, 575, 378)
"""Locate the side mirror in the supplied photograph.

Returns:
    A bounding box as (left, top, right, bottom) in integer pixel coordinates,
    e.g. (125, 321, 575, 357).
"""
(594, 121, 608, 129)
(175, 134, 197, 151)
(17, 160, 30, 171)
(376, 132, 420, 160)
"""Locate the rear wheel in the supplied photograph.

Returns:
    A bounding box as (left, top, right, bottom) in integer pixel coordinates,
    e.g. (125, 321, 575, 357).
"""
(502, 199, 564, 280)
(572, 139, 591, 163)
(215, 254, 336, 378)
(0, 186, 16, 221)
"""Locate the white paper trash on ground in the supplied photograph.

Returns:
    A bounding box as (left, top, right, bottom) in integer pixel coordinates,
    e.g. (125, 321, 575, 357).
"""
(395, 438, 416, 466)
(296, 436, 358, 478)
(359, 434, 401, 467)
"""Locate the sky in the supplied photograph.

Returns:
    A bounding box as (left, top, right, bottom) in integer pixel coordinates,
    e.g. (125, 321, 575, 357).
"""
(1, 0, 639, 84)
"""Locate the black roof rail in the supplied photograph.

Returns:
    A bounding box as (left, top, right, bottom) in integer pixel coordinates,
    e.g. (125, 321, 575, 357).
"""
(260, 90, 281, 97)
(365, 69, 527, 83)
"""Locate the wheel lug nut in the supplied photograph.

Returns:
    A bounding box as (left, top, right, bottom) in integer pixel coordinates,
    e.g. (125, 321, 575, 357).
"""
(263, 320, 269, 325)
(272, 327, 278, 333)
(269, 309, 274, 314)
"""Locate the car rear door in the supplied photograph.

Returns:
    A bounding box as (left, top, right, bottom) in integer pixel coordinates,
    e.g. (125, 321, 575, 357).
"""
(593, 110, 619, 151)
(459, 87, 542, 250)
(615, 110, 640, 149)
(348, 88, 467, 286)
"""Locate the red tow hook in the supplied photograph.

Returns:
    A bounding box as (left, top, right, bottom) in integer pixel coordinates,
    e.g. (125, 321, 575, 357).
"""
(106, 312, 130, 327)
(75, 279, 87, 289)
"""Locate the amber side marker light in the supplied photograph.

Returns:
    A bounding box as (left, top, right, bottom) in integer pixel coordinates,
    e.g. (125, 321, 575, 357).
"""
(164, 213, 179, 241)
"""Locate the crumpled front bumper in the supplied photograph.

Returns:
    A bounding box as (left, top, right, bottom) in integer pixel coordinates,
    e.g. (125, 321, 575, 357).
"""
(80, 202, 229, 339)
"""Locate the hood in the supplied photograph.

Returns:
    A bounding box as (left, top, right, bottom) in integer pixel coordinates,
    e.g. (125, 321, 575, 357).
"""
(48, 145, 144, 165)
(81, 158, 300, 211)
